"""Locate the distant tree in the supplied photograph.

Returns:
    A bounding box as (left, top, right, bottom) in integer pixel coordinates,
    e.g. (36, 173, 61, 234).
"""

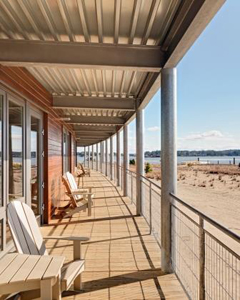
(145, 163, 152, 174)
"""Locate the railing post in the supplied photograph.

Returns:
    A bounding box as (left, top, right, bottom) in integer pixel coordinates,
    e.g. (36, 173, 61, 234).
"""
(149, 182, 152, 233)
(199, 217, 205, 300)
(131, 172, 133, 203)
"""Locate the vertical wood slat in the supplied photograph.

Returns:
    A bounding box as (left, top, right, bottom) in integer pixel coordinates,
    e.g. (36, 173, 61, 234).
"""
(7, 203, 30, 254)
(21, 202, 48, 255)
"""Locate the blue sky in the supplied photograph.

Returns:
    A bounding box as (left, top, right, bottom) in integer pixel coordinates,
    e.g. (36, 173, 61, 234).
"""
(128, 0, 240, 153)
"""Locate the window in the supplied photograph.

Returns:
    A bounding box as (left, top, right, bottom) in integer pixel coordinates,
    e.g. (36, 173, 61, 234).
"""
(8, 100, 24, 200)
(63, 129, 71, 174)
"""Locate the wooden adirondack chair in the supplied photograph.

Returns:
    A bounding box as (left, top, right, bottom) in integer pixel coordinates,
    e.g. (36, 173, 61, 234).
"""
(62, 171, 94, 217)
(7, 201, 89, 297)
(77, 163, 91, 177)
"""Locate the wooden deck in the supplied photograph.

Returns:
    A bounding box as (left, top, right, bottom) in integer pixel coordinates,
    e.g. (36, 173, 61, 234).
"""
(42, 171, 187, 300)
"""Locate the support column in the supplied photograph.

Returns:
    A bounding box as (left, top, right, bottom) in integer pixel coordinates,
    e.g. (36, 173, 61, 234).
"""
(100, 142, 102, 172)
(123, 125, 129, 196)
(161, 68, 177, 273)
(110, 136, 113, 180)
(88, 146, 90, 168)
(96, 143, 99, 171)
(116, 131, 120, 186)
(84, 147, 86, 166)
(105, 139, 108, 176)
(136, 107, 144, 215)
(91, 145, 94, 169)
(101, 141, 105, 174)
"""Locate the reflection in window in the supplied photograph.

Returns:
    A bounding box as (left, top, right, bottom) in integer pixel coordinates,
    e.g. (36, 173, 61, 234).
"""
(9, 101, 23, 200)
(0, 96, 2, 206)
(31, 116, 40, 215)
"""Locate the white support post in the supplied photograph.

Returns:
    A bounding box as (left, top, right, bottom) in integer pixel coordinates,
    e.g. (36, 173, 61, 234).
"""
(96, 143, 99, 171)
(84, 147, 86, 166)
(100, 142, 102, 173)
(91, 145, 94, 169)
(123, 124, 129, 196)
(136, 106, 144, 215)
(101, 141, 105, 174)
(105, 139, 108, 176)
(88, 146, 90, 168)
(110, 136, 113, 180)
(116, 131, 120, 186)
(161, 68, 177, 273)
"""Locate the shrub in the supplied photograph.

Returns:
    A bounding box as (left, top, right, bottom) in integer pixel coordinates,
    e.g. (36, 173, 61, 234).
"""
(145, 162, 152, 174)
(129, 159, 135, 165)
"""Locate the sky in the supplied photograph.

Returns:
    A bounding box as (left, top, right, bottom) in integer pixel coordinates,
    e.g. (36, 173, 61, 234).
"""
(127, 0, 240, 153)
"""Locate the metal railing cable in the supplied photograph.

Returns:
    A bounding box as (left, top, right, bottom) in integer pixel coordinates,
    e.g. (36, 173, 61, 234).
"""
(90, 162, 239, 300)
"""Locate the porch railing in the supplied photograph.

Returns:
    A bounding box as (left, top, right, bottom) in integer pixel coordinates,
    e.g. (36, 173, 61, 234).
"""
(92, 163, 240, 300)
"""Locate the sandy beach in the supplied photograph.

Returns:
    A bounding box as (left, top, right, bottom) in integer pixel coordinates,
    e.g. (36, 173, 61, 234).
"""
(130, 163, 240, 235)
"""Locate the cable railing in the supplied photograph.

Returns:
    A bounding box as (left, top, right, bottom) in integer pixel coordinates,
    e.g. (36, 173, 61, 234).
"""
(89, 162, 240, 300)
(170, 193, 240, 300)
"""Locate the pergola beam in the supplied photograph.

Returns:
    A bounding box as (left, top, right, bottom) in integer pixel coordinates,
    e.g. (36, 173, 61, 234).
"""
(75, 132, 111, 138)
(73, 125, 117, 132)
(53, 96, 136, 111)
(67, 116, 125, 125)
(0, 40, 165, 72)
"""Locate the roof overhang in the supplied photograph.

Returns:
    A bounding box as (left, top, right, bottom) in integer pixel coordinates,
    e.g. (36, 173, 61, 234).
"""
(0, 0, 226, 146)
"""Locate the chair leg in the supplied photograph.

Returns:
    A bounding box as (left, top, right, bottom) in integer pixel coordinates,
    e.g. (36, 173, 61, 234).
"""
(88, 194, 92, 216)
(52, 275, 61, 300)
(40, 279, 52, 300)
(74, 274, 82, 291)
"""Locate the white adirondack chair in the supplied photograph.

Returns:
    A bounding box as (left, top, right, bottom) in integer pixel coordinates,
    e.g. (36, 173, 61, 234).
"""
(7, 200, 89, 296)
(62, 172, 94, 218)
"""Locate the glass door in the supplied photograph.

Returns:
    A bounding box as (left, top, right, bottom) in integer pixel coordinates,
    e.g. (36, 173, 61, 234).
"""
(28, 109, 43, 221)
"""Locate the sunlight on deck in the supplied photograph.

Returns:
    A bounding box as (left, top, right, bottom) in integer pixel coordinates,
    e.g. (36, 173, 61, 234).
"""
(41, 171, 187, 300)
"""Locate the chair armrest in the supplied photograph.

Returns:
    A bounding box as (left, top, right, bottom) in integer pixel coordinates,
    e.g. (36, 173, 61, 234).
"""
(43, 236, 90, 242)
(71, 190, 93, 196)
(43, 236, 89, 261)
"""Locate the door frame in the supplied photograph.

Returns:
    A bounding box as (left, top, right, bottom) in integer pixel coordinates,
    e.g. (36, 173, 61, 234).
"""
(26, 106, 44, 224)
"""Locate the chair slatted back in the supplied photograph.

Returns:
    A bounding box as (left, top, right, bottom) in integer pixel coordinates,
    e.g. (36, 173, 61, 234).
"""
(78, 163, 87, 176)
(62, 174, 78, 208)
(7, 201, 48, 256)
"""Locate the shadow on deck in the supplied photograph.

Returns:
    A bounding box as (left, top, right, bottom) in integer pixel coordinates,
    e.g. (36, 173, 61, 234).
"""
(41, 171, 187, 300)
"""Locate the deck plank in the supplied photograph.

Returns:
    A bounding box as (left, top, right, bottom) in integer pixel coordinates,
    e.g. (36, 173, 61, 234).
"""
(42, 171, 187, 300)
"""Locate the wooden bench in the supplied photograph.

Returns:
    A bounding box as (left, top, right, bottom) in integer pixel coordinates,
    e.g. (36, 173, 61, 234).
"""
(0, 253, 65, 300)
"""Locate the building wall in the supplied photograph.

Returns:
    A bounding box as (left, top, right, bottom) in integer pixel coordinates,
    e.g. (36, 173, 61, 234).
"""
(0, 65, 76, 224)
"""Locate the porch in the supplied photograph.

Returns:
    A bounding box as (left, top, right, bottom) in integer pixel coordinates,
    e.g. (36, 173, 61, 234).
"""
(43, 170, 186, 299)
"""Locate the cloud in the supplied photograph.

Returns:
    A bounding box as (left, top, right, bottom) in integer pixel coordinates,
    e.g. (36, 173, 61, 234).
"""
(178, 130, 240, 150)
(147, 126, 160, 132)
(181, 130, 224, 141)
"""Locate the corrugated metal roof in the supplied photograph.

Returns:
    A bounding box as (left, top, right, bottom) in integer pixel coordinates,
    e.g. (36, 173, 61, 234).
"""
(0, 0, 222, 145)
(0, 0, 181, 45)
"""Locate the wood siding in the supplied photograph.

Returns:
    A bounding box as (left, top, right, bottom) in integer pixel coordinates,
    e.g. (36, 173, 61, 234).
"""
(0, 65, 76, 224)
